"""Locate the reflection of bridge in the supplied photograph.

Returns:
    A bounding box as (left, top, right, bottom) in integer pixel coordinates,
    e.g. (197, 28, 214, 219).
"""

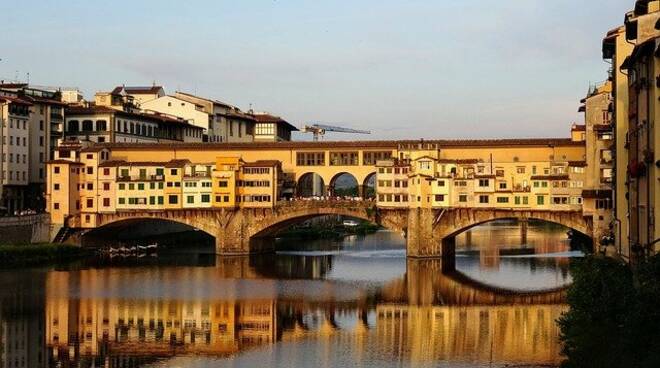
(76, 200, 592, 261)
(33, 262, 567, 367)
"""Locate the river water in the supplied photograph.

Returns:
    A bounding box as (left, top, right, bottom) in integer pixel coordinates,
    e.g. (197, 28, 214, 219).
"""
(0, 220, 580, 367)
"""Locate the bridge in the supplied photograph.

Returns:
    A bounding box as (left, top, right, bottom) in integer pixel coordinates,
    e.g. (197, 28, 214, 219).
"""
(72, 200, 593, 260)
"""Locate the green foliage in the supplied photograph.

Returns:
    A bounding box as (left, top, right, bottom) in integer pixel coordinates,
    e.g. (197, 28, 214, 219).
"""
(559, 255, 660, 368)
(0, 243, 90, 268)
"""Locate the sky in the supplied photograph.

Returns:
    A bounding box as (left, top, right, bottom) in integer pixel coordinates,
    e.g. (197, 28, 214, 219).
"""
(0, 0, 632, 140)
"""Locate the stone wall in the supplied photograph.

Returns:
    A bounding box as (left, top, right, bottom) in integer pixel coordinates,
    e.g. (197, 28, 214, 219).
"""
(0, 214, 50, 244)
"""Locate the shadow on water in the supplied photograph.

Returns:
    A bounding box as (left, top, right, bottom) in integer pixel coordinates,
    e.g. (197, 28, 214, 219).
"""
(0, 221, 580, 368)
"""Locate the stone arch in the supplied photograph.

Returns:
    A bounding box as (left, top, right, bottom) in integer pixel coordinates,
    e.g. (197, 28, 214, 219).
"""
(362, 172, 377, 199)
(296, 172, 326, 197)
(80, 216, 217, 247)
(426, 208, 593, 263)
(435, 208, 591, 240)
(328, 172, 359, 197)
(249, 205, 378, 239)
(92, 210, 223, 243)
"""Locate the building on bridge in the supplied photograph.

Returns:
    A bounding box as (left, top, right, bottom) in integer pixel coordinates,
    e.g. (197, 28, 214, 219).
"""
(45, 132, 605, 257)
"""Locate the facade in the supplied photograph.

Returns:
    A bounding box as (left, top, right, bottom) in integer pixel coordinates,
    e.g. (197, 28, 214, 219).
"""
(603, 26, 634, 258)
(64, 106, 204, 144)
(578, 81, 615, 242)
(619, 2, 660, 258)
(46, 135, 587, 233)
(0, 85, 66, 213)
(0, 96, 31, 214)
(250, 112, 298, 142)
(173, 91, 256, 143)
(594, 0, 660, 260)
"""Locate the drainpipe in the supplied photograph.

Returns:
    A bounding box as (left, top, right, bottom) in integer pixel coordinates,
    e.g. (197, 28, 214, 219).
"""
(645, 58, 652, 255)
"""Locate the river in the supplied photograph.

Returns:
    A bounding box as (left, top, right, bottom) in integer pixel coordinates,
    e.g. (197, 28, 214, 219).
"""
(0, 220, 580, 367)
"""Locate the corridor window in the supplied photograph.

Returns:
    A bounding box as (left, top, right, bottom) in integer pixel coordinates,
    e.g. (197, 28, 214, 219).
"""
(168, 195, 178, 204)
(330, 152, 358, 166)
(497, 197, 509, 203)
(479, 195, 489, 203)
(296, 152, 325, 166)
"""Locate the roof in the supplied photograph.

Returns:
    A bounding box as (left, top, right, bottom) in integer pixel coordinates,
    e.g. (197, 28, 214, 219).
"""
(582, 189, 612, 199)
(243, 160, 280, 167)
(530, 174, 570, 180)
(165, 159, 191, 168)
(571, 125, 586, 131)
(174, 91, 236, 109)
(46, 159, 84, 165)
(94, 137, 583, 151)
(0, 95, 33, 105)
(80, 146, 108, 153)
(250, 113, 299, 131)
(111, 86, 164, 95)
(0, 83, 29, 89)
(100, 159, 191, 168)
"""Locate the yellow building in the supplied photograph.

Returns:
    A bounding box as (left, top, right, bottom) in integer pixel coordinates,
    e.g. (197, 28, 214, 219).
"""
(618, 1, 660, 258)
(47, 135, 589, 236)
(602, 26, 633, 258)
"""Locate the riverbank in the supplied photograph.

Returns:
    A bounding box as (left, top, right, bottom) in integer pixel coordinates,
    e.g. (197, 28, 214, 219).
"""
(0, 243, 92, 268)
(559, 254, 660, 368)
(277, 222, 380, 240)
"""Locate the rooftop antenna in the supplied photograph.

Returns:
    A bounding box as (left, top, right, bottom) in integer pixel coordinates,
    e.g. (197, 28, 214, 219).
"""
(26, 72, 30, 84)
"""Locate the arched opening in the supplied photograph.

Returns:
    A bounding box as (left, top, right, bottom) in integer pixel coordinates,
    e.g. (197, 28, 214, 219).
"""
(81, 218, 215, 252)
(329, 172, 359, 198)
(445, 218, 588, 291)
(251, 213, 403, 253)
(296, 173, 325, 198)
(362, 172, 376, 199)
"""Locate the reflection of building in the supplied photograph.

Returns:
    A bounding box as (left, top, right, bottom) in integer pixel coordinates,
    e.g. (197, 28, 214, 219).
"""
(376, 304, 565, 366)
(45, 271, 278, 364)
(0, 273, 47, 368)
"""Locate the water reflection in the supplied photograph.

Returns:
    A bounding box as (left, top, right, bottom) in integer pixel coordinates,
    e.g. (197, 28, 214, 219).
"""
(0, 222, 576, 368)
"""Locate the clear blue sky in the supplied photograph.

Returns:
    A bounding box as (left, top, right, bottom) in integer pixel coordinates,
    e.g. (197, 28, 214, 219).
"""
(0, 0, 631, 140)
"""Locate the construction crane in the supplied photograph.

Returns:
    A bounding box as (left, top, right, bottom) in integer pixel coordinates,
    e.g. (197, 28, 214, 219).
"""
(302, 123, 371, 141)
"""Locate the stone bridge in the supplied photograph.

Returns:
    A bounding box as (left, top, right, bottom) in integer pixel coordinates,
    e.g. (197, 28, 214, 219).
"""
(74, 201, 593, 259)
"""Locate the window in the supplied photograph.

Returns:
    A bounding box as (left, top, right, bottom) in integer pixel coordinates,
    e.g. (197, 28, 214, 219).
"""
(103, 168, 110, 175)
(82, 120, 93, 131)
(187, 195, 194, 204)
(118, 198, 126, 205)
(437, 180, 445, 187)
(330, 152, 359, 166)
(201, 194, 210, 203)
(86, 199, 93, 208)
(434, 194, 445, 202)
(516, 167, 525, 174)
(498, 182, 506, 189)
(118, 183, 125, 190)
(479, 195, 489, 203)
(522, 196, 528, 205)
(138, 183, 145, 190)
(168, 195, 178, 204)
(496, 197, 509, 203)
(458, 194, 468, 202)
(170, 169, 178, 175)
(103, 198, 110, 207)
(158, 196, 164, 205)
(54, 166, 60, 174)
(53, 203, 60, 210)
(478, 179, 489, 187)
(218, 180, 228, 187)
(363, 151, 392, 165)
(514, 196, 520, 205)
(537, 195, 545, 205)
(54, 183, 60, 190)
